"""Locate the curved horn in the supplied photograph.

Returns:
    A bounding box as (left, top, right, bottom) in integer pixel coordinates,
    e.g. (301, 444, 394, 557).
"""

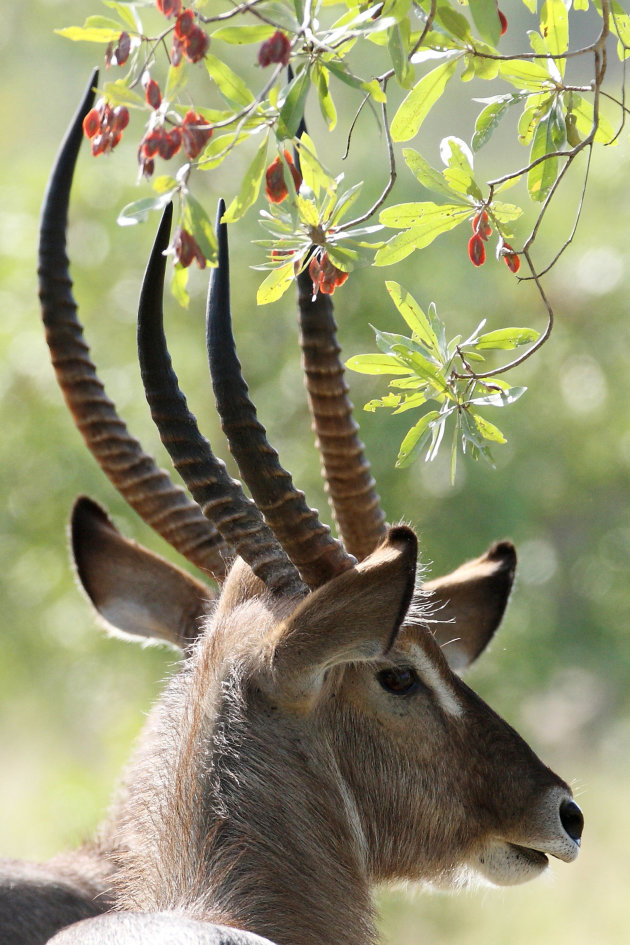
(292, 116, 387, 561)
(296, 268, 387, 561)
(207, 202, 355, 588)
(37, 69, 228, 582)
(137, 204, 305, 597)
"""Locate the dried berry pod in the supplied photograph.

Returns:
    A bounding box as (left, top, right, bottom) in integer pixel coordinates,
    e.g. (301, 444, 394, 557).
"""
(181, 110, 213, 159)
(308, 252, 348, 296)
(175, 227, 206, 269)
(157, 0, 182, 18)
(468, 234, 486, 267)
(498, 9, 508, 35)
(472, 210, 492, 241)
(145, 78, 162, 110)
(258, 31, 291, 68)
(265, 151, 302, 203)
(184, 26, 210, 63)
(115, 31, 131, 65)
(83, 108, 101, 139)
(111, 106, 130, 133)
(175, 9, 195, 38)
(502, 244, 521, 273)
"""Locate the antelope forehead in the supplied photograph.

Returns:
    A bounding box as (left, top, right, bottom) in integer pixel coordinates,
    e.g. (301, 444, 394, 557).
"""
(406, 642, 463, 717)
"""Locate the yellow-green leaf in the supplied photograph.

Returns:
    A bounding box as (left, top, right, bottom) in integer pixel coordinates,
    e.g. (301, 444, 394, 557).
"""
(390, 58, 458, 142)
(256, 261, 295, 304)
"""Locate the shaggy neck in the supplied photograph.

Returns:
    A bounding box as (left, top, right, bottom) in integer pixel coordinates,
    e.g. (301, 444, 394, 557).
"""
(106, 661, 376, 945)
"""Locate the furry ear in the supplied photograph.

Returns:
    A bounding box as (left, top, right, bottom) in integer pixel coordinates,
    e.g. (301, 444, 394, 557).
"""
(71, 496, 214, 648)
(268, 526, 417, 707)
(423, 540, 516, 671)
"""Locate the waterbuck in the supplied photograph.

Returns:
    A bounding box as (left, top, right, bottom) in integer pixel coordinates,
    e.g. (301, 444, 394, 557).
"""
(3, 74, 583, 945)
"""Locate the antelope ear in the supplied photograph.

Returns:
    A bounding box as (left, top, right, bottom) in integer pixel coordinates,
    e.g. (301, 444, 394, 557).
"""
(269, 526, 417, 707)
(423, 540, 516, 671)
(70, 496, 213, 649)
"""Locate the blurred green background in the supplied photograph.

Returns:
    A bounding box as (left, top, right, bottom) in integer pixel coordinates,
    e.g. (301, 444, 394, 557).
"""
(1, 2, 630, 943)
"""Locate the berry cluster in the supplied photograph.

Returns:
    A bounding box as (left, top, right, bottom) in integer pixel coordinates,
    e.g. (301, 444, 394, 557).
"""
(82, 100, 130, 156)
(138, 101, 213, 177)
(258, 31, 291, 68)
(155, 1, 209, 64)
(308, 252, 348, 296)
(467, 210, 520, 273)
(174, 227, 206, 268)
(265, 151, 302, 203)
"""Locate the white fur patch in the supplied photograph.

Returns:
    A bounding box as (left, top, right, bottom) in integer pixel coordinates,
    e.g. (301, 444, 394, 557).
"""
(409, 643, 463, 717)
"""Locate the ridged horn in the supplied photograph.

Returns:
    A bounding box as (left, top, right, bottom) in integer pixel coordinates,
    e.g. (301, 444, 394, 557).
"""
(296, 268, 387, 561)
(207, 202, 355, 588)
(137, 204, 305, 598)
(37, 69, 228, 582)
(293, 115, 388, 561)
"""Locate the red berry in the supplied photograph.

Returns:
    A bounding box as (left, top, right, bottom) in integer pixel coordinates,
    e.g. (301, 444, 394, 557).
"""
(468, 234, 486, 267)
(141, 130, 162, 158)
(140, 156, 155, 179)
(472, 210, 492, 241)
(502, 244, 520, 273)
(145, 79, 162, 110)
(498, 9, 508, 35)
(175, 9, 195, 38)
(184, 26, 210, 63)
(83, 108, 101, 139)
(115, 31, 131, 65)
(157, 0, 182, 17)
(111, 106, 129, 133)
(175, 228, 206, 269)
(258, 31, 291, 68)
(158, 127, 182, 160)
(308, 252, 347, 296)
(171, 36, 184, 67)
(181, 110, 212, 159)
(265, 151, 302, 202)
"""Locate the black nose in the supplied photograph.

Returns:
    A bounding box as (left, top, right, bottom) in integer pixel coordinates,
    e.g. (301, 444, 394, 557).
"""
(560, 798, 584, 843)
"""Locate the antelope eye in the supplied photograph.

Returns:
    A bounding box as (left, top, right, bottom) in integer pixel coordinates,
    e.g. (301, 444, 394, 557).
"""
(377, 667, 420, 696)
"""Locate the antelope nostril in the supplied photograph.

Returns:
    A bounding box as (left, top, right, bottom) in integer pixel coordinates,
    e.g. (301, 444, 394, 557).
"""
(560, 798, 584, 843)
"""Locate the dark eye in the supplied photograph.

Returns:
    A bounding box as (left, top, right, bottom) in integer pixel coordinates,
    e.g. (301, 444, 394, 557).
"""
(377, 667, 420, 696)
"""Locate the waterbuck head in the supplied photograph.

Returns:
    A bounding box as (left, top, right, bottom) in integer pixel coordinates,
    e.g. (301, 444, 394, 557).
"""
(37, 74, 583, 945)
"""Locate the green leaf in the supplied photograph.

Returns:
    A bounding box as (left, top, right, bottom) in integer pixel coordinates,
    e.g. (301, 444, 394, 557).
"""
(403, 148, 462, 200)
(527, 105, 562, 202)
(206, 53, 254, 107)
(165, 59, 190, 101)
(152, 175, 178, 195)
(440, 137, 482, 200)
(469, 0, 501, 46)
(390, 58, 459, 142)
(364, 392, 403, 413)
(184, 195, 218, 265)
(380, 201, 470, 229)
(101, 79, 145, 108)
(345, 353, 411, 375)
(212, 25, 276, 44)
(296, 133, 334, 197)
(223, 134, 269, 223)
(385, 281, 442, 355)
(469, 411, 506, 444)
(393, 391, 429, 413)
(256, 261, 296, 304)
(570, 94, 616, 144)
(171, 263, 190, 310)
(55, 25, 122, 42)
(540, 0, 569, 73)
(102, 1, 141, 32)
(472, 93, 528, 151)
(499, 59, 554, 91)
(396, 411, 440, 468)
(468, 386, 527, 407)
(474, 327, 539, 350)
(314, 64, 337, 131)
(277, 67, 311, 140)
(117, 193, 173, 226)
(387, 21, 414, 88)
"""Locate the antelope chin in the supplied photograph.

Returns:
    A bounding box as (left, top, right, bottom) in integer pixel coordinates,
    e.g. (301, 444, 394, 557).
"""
(473, 839, 551, 887)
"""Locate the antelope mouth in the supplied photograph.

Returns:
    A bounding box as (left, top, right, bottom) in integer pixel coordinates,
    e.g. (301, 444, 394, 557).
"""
(474, 838, 552, 886)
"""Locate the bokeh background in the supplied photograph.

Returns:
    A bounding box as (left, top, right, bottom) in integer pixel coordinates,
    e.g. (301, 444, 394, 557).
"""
(1, 2, 629, 943)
